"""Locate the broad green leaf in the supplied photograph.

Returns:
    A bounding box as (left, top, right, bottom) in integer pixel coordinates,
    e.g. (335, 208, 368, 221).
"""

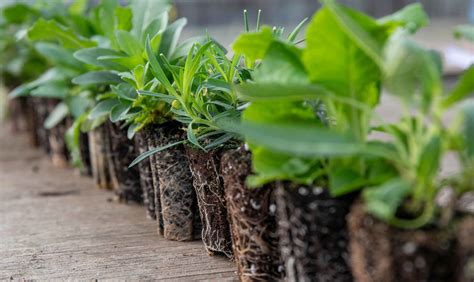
(247, 146, 322, 187)
(303, 6, 384, 109)
(115, 30, 142, 56)
(30, 81, 69, 99)
(127, 122, 139, 139)
(159, 18, 187, 59)
(110, 102, 131, 122)
(72, 71, 122, 85)
(321, 0, 383, 66)
(236, 82, 332, 102)
(242, 121, 363, 157)
(44, 102, 69, 129)
(88, 99, 120, 119)
(463, 101, 474, 157)
(383, 31, 442, 109)
(232, 26, 274, 64)
(115, 6, 132, 31)
(111, 83, 137, 101)
(441, 65, 474, 108)
(454, 24, 474, 42)
(35, 43, 81, 70)
(417, 135, 442, 180)
(329, 167, 366, 196)
(131, 0, 171, 39)
(74, 47, 127, 70)
(2, 3, 37, 24)
(97, 0, 118, 43)
(253, 41, 307, 84)
(68, 0, 88, 15)
(27, 19, 96, 49)
(65, 94, 91, 119)
(140, 13, 168, 44)
(363, 178, 411, 221)
(378, 3, 429, 33)
(9, 69, 68, 98)
(98, 54, 142, 70)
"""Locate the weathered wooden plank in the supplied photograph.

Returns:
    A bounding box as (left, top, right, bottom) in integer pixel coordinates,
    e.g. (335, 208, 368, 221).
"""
(0, 125, 236, 280)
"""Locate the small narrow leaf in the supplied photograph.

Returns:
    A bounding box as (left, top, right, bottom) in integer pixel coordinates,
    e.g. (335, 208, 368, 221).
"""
(129, 140, 185, 168)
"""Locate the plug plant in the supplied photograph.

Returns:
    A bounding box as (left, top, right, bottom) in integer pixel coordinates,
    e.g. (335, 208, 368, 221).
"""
(233, 1, 430, 280)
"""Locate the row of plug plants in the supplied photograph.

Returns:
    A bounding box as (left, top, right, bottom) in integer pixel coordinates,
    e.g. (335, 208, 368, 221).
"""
(2, 0, 474, 281)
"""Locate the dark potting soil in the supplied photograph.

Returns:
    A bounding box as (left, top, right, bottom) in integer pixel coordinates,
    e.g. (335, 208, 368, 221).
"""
(88, 125, 113, 190)
(135, 129, 156, 220)
(456, 216, 474, 282)
(79, 132, 92, 176)
(105, 122, 142, 203)
(221, 146, 284, 281)
(25, 97, 39, 147)
(147, 121, 200, 241)
(32, 97, 51, 154)
(348, 200, 456, 282)
(276, 183, 354, 282)
(145, 124, 164, 234)
(185, 146, 233, 259)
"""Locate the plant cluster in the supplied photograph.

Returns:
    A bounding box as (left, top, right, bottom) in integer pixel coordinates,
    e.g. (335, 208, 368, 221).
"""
(235, 0, 474, 228)
(2, 1, 474, 279)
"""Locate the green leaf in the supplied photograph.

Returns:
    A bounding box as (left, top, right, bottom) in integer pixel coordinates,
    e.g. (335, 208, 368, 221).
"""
(35, 43, 81, 70)
(242, 121, 364, 157)
(303, 5, 385, 109)
(159, 18, 187, 59)
(72, 71, 123, 85)
(65, 113, 87, 170)
(30, 81, 69, 99)
(127, 122, 139, 139)
(131, 0, 171, 39)
(383, 31, 442, 110)
(111, 83, 137, 101)
(247, 146, 322, 187)
(65, 94, 91, 119)
(110, 102, 132, 122)
(44, 102, 69, 129)
(462, 101, 474, 158)
(241, 83, 333, 102)
(73, 48, 127, 70)
(129, 139, 184, 168)
(115, 6, 133, 31)
(417, 135, 442, 180)
(9, 68, 66, 98)
(27, 19, 96, 49)
(115, 30, 142, 56)
(454, 24, 474, 42)
(321, 0, 383, 67)
(232, 26, 274, 64)
(141, 13, 168, 44)
(2, 3, 37, 24)
(329, 167, 366, 196)
(288, 18, 308, 43)
(363, 178, 411, 221)
(378, 3, 429, 33)
(441, 65, 474, 108)
(88, 99, 120, 120)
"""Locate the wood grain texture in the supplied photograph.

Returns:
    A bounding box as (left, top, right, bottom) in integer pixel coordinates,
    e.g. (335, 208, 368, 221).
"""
(0, 125, 236, 280)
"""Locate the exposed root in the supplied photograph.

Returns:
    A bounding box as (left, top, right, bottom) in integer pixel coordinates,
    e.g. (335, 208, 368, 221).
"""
(221, 147, 283, 281)
(276, 183, 353, 282)
(185, 146, 233, 259)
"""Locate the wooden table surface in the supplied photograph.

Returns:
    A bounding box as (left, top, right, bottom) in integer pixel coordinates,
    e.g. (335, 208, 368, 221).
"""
(0, 125, 236, 280)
